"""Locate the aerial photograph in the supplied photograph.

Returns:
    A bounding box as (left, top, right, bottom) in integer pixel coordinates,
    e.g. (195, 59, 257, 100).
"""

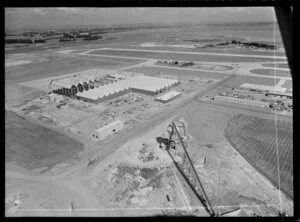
(5, 7, 293, 217)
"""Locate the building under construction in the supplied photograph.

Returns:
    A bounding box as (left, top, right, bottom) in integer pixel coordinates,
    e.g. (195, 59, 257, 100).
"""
(49, 69, 180, 103)
(75, 75, 180, 103)
(51, 74, 99, 96)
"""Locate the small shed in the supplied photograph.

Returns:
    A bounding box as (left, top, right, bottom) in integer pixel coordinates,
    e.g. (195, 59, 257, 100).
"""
(91, 120, 123, 141)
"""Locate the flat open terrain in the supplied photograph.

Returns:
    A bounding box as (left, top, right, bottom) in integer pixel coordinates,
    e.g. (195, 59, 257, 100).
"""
(224, 114, 293, 199)
(5, 57, 118, 84)
(110, 45, 287, 57)
(89, 49, 285, 63)
(124, 66, 231, 80)
(282, 80, 292, 90)
(5, 111, 83, 170)
(220, 75, 279, 88)
(249, 69, 291, 77)
(261, 63, 290, 69)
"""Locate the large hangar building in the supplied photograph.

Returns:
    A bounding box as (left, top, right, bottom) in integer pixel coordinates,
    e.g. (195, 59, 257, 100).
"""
(75, 75, 180, 103)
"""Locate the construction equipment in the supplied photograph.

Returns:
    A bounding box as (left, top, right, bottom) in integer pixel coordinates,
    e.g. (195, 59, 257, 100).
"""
(166, 122, 215, 216)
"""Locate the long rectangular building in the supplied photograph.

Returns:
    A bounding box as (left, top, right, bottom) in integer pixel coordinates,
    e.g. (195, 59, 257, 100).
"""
(214, 95, 268, 108)
(156, 91, 182, 103)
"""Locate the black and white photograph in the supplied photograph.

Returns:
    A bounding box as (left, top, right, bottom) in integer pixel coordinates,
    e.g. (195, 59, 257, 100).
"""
(5, 5, 294, 217)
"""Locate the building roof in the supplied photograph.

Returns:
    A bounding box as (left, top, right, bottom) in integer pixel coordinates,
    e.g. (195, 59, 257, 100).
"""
(76, 75, 179, 101)
(215, 95, 268, 106)
(130, 75, 179, 92)
(266, 91, 292, 97)
(95, 120, 123, 133)
(108, 73, 126, 79)
(76, 80, 131, 100)
(156, 91, 182, 101)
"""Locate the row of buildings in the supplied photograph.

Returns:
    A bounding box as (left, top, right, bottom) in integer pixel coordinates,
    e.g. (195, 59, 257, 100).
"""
(240, 83, 292, 99)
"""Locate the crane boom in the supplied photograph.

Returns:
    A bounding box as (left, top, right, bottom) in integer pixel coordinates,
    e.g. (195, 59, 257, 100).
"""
(171, 122, 215, 216)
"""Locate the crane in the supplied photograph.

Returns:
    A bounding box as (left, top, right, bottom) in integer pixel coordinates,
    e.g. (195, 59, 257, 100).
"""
(165, 122, 216, 216)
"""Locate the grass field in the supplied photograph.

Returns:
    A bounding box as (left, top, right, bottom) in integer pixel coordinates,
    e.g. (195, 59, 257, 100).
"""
(124, 66, 231, 80)
(89, 50, 286, 63)
(5, 111, 83, 169)
(261, 63, 290, 69)
(220, 75, 279, 88)
(224, 114, 293, 199)
(249, 69, 291, 77)
(5, 57, 119, 84)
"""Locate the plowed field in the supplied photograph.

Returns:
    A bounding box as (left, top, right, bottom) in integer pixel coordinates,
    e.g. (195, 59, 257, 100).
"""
(224, 114, 293, 199)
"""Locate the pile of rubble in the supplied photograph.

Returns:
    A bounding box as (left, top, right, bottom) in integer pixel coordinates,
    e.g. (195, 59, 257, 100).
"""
(138, 143, 159, 163)
(219, 90, 254, 100)
(6, 191, 28, 211)
(268, 100, 293, 112)
(109, 164, 162, 207)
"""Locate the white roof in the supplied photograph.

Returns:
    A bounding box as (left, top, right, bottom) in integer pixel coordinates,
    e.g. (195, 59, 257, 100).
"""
(108, 73, 125, 79)
(130, 76, 179, 92)
(95, 120, 123, 133)
(215, 95, 268, 106)
(76, 75, 179, 100)
(156, 91, 182, 101)
(76, 81, 131, 100)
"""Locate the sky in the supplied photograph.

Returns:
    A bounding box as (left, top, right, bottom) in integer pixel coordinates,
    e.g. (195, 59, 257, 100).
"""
(5, 7, 275, 29)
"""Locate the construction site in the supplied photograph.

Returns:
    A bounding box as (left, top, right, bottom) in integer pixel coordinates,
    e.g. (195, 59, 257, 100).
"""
(5, 9, 293, 217)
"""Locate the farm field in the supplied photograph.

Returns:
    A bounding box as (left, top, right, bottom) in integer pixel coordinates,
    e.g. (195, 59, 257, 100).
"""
(249, 69, 291, 77)
(261, 63, 290, 69)
(224, 114, 293, 199)
(89, 49, 286, 63)
(220, 75, 279, 88)
(124, 66, 231, 80)
(5, 111, 84, 170)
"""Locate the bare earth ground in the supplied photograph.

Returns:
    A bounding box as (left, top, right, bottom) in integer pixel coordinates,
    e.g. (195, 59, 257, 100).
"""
(5, 38, 293, 216)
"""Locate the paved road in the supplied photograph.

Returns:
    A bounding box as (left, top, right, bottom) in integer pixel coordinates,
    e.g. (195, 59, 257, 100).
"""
(67, 51, 292, 80)
(86, 48, 288, 60)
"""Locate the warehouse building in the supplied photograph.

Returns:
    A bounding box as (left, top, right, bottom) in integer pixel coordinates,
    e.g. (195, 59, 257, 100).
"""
(91, 120, 123, 141)
(265, 91, 292, 99)
(214, 95, 268, 108)
(156, 91, 182, 103)
(130, 75, 180, 95)
(76, 75, 180, 103)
